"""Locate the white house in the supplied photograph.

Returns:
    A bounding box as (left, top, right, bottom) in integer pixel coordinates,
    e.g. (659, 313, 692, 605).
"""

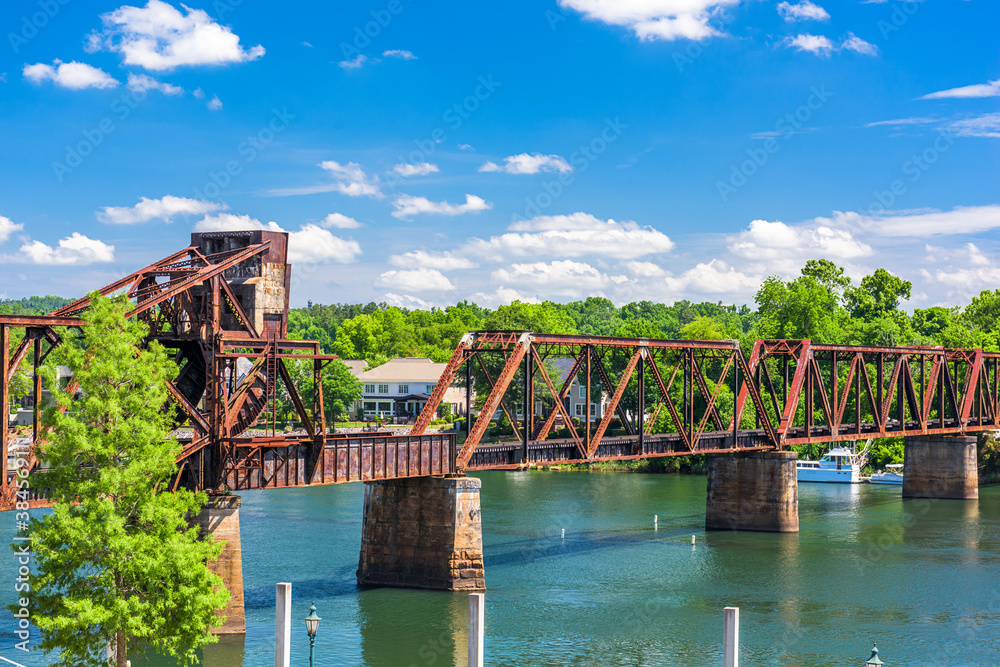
(353, 358, 468, 420)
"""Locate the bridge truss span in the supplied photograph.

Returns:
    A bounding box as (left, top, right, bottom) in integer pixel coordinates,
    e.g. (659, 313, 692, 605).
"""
(412, 332, 1000, 471)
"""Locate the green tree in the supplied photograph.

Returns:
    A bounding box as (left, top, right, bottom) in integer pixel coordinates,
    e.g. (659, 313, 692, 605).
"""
(20, 294, 227, 666)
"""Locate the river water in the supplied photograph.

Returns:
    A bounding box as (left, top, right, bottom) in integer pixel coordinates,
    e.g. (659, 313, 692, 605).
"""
(3, 471, 998, 666)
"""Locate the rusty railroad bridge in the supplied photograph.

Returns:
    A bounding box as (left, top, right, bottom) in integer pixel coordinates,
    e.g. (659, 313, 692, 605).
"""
(0, 231, 992, 633)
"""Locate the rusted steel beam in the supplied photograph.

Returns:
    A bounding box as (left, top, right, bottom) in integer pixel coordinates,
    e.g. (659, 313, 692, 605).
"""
(533, 349, 584, 441)
(530, 346, 585, 457)
(587, 349, 641, 458)
(411, 335, 470, 435)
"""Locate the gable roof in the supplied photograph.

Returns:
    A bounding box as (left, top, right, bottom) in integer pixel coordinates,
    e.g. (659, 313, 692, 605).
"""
(340, 359, 366, 376)
(357, 357, 446, 383)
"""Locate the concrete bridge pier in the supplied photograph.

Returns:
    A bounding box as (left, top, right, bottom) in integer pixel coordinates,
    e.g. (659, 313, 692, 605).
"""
(357, 475, 486, 591)
(705, 450, 799, 532)
(195, 494, 246, 634)
(902, 435, 978, 500)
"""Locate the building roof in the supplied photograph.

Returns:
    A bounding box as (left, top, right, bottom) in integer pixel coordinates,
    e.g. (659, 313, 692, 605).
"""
(357, 357, 446, 383)
(340, 359, 366, 376)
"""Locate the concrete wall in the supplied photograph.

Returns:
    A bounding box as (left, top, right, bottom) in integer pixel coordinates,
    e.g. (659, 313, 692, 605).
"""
(195, 495, 246, 634)
(706, 450, 799, 532)
(358, 476, 485, 591)
(903, 435, 978, 500)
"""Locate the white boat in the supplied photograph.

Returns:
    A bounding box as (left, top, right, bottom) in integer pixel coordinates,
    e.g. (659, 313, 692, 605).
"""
(869, 463, 904, 485)
(796, 446, 861, 483)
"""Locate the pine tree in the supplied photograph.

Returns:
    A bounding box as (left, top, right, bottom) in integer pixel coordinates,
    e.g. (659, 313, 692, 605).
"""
(17, 293, 228, 666)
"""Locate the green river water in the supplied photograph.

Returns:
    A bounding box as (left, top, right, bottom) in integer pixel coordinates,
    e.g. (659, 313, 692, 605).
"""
(4, 471, 998, 665)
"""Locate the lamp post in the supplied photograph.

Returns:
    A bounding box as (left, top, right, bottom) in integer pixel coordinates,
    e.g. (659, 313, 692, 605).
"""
(304, 603, 321, 667)
(865, 644, 884, 667)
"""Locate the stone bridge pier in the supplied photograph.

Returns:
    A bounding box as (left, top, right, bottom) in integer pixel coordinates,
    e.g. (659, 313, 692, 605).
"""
(357, 475, 486, 591)
(902, 435, 978, 500)
(705, 450, 799, 532)
(195, 494, 246, 635)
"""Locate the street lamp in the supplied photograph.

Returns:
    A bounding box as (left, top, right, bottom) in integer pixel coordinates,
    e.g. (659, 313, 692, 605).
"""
(865, 644, 884, 667)
(304, 603, 321, 667)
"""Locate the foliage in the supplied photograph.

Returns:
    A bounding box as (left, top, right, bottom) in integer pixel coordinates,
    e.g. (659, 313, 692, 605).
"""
(18, 293, 227, 666)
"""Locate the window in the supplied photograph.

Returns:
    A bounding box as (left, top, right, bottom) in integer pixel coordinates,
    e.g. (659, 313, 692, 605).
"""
(363, 401, 376, 411)
(591, 403, 598, 420)
(398, 384, 409, 394)
(365, 384, 375, 393)
(426, 384, 436, 394)
(579, 385, 585, 399)
(575, 403, 584, 416)
(378, 384, 389, 394)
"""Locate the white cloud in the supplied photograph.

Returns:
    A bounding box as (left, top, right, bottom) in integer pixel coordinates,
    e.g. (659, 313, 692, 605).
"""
(852, 205, 1000, 237)
(922, 79, 1000, 100)
(479, 153, 573, 175)
(864, 117, 938, 128)
(468, 286, 540, 308)
(0, 216, 24, 244)
(383, 293, 437, 309)
(391, 194, 492, 219)
(192, 87, 204, 98)
(207, 95, 222, 111)
(193, 214, 360, 263)
(321, 213, 362, 229)
(388, 250, 478, 271)
(785, 33, 834, 55)
(458, 144, 474, 151)
(287, 224, 361, 264)
(17, 233, 115, 265)
(339, 55, 369, 69)
(126, 72, 182, 95)
(949, 113, 1000, 139)
(662, 259, 761, 295)
(557, 0, 739, 41)
(785, 33, 876, 56)
(97, 195, 222, 224)
(462, 213, 675, 260)
(777, 1, 829, 22)
(923, 264, 1000, 295)
(727, 219, 872, 260)
(319, 161, 381, 197)
(620, 260, 666, 277)
(23, 60, 118, 90)
(375, 268, 456, 292)
(383, 49, 416, 60)
(841, 32, 878, 56)
(392, 162, 439, 177)
(491, 260, 611, 298)
(88, 0, 265, 71)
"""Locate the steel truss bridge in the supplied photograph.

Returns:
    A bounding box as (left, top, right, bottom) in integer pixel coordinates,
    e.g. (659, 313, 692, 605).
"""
(1, 234, 997, 510)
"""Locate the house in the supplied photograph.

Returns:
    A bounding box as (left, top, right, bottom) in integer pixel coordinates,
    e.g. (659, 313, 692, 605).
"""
(354, 358, 469, 420)
(513, 357, 609, 422)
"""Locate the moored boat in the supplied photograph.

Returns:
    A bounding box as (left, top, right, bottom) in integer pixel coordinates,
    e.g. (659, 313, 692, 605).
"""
(796, 446, 861, 483)
(869, 463, 904, 485)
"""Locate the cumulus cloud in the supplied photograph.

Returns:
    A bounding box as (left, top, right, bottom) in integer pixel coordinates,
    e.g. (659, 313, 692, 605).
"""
(375, 268, 456, 292)
(491, 260, 611, 298)
(462, 213, 675, 260)
(17, 233, 115, 265)
(841, 32, 878, 55)
(383, 49, 416, 60)
(468, 287, 541, 308)
(662, 259, 761, 295)
(383, 293, 436, 309)
(727, 219, 872, 260)
(97, 195, 223, 224)
(921, 79, 1000, 100)
(23, 60, 118, 89)
(126, 72, 182, 95)
(87, 0, 265, 71)
(784, 33, 834, 55)
(557, 0, 739, 41)
(0, 216, 24, 244)
(391, 194, 491, 219)
(319, 161, 381, 197)
(192, 214, 361, 263)
(287, 224, 361, 264)
(321, 213, 362, 229)
(479, 153, 573, 175)
(777, 1, 830, 21)
(207, 95, 222, 111)
(388, 250, 478, 271)
(392, 162, 439, 177)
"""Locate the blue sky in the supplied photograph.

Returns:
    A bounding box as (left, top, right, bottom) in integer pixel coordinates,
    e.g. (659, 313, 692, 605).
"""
(1, 0, 997, 309)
